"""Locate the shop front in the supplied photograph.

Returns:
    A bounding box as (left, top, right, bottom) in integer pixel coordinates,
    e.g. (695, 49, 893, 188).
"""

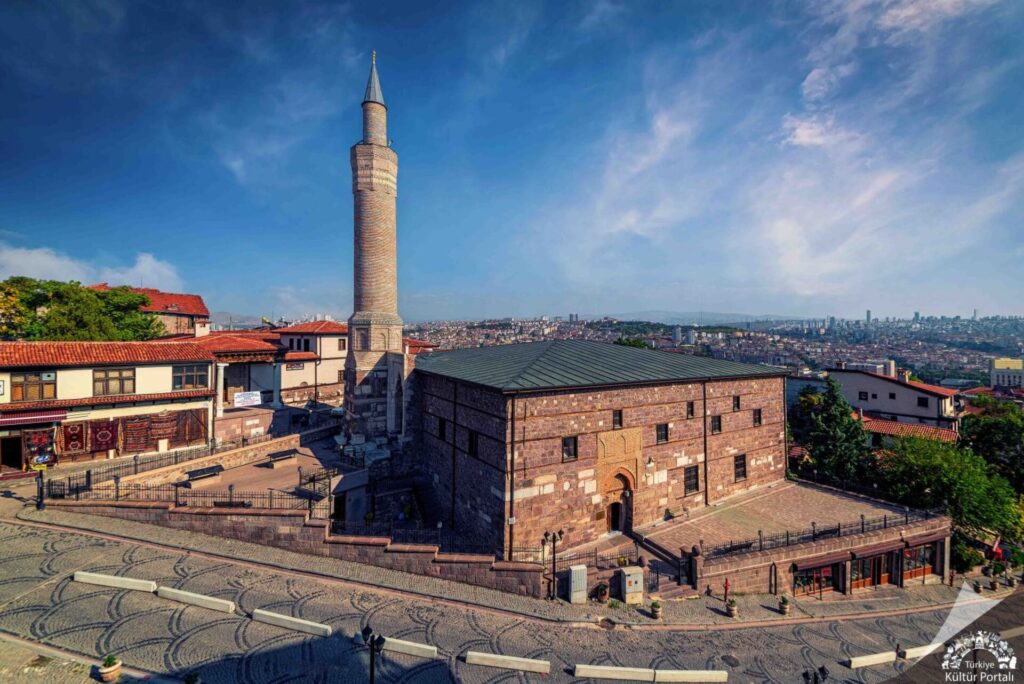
(902, 531, 946, 583)
(0, 410, 66, 472)
(792, 552, 848, 597)
(849, 540, 904, 591)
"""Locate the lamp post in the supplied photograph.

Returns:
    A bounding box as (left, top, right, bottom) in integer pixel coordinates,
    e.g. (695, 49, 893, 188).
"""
(543, 529, 564, 600)
(361, 626, 386, 684)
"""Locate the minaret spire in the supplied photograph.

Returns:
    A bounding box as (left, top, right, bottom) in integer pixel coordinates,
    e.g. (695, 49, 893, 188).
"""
(363, 51, 385, 108)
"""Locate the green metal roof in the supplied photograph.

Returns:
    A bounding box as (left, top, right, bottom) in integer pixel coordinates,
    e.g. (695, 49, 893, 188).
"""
(414, 340, 784, 392)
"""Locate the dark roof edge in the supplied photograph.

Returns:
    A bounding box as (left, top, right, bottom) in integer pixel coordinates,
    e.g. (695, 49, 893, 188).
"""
(414, 367, 787, 395)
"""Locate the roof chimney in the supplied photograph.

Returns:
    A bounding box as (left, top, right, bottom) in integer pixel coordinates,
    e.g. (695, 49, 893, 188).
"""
(857, 407, 864, 422)
(897, 368, 911, 383)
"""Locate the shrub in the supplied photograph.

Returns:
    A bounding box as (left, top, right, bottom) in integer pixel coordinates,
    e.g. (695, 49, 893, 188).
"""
(608, 599, 621, 609)
(102, 655, 118, 668)
(993, 560, 1006, 576)
(650, 600, 661, 609)
(780, 595, 789, 605)
(727, 598, 737, 607)
(952, 540, 985, 573)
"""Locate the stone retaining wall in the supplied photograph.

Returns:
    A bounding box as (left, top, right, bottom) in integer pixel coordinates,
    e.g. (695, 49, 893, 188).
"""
(47, 499, 543, 597)
(696, 516, 950, 594)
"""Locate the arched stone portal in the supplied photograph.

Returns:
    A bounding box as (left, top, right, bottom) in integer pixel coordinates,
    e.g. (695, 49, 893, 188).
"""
(602, 469, 634, 533)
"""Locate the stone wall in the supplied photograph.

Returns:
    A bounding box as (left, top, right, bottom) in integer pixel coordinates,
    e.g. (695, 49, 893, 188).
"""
(696, 515, 950, 594)
(505, 376, 786, 552)
(48, 500, 542, 597)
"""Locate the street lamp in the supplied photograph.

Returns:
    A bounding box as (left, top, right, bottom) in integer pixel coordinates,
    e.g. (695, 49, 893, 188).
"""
(361, 626, 386, 684)
(542, 529, 564, 600)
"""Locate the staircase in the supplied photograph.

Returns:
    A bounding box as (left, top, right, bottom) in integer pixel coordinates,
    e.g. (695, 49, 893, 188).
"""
(630, 531, 697, 600)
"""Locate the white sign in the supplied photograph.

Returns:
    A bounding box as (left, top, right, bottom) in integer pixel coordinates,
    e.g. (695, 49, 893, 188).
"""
(233, 391, 263, 407)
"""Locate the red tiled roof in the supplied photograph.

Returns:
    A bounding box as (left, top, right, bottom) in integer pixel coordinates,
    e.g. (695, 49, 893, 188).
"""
(89, 284, 210, 318)
(900, 378, 959, 397)
(274, 321, 348, 335)
(962, 387, 994, 396)
(0, 389, 215, 413)
(164, 334, 278, 354)
(0, 342, 214, 368)
(284, 351, 319, 361)
(861, 415, 958, 443)
(835, 368, 960, 398)
(404, 338, 438, 355)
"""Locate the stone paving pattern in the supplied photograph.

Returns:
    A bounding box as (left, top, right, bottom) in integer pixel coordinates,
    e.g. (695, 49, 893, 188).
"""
(1, 516, 1017, 683)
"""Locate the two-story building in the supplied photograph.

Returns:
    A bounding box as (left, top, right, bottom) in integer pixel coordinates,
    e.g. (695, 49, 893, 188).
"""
(274, 321, 349, 406)
(89, 284, 211, 336)
(830, 366, 962, 430)
(0, 342, 215, 471)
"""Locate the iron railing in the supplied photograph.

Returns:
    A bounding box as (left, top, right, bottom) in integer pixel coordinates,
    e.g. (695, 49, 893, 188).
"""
(702, 507, 943, 560)
(46, 480, 310, 510)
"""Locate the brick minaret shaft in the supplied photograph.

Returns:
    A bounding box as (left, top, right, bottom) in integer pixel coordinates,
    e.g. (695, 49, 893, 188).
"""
(345, 53, 405, 438)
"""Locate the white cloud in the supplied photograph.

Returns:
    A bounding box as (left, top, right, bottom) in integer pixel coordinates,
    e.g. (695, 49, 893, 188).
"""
(781, 113, 863, 151)
(98, 253, 184, 292)
(579, 0, 625, 31)
(0, 243, 184, 291)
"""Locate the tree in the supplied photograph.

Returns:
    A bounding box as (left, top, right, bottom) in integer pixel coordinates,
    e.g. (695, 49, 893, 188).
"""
(614, 337, 647, 349)
(789, 384, 823, 444)
(0, 277, 164, 341)
(802, 377, 869, 481)
(960, 396, 1024, 493)
(878, 438, 1020, 542)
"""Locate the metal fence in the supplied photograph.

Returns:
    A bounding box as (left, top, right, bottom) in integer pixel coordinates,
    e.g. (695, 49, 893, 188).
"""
(45, 480, 310, 510)
(702, 506, 943, 560)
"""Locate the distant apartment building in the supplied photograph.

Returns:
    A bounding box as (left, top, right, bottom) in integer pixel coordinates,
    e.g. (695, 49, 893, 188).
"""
(0, 342, 214, 472)
(89, 284, 211, 336)
(831, 365, 961, 430)
(991, 357, 1024, 388)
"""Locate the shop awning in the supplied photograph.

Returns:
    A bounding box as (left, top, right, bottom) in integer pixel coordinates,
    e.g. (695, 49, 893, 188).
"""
(904, 530, 949, 547)
(850, 540, 905, 559)
(0, 410, 67, 427)
(794, 550, 851, 570)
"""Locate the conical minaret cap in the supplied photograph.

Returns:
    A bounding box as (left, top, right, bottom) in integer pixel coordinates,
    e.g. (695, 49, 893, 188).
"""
(363, 51, 385, 108)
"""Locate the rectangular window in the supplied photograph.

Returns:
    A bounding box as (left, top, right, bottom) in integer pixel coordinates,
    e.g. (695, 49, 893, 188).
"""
(562, 435, 578, 461)
(338, 338, 347, 351)
(733, 395, 741, 411)
(656, 423, 669, 443)
(889, 392, 896, 400)
(303, 338, 311, 352)
(858, 391, 869, 401)
(734, 454, 747, 481)
(686, 401, 695, 418)
(11, 371, 57, 402)
(917, 397, 929, 408)
(753, 408, 762, 427)
(871, 393, 877, 399)
(289, 338, 295, 350)
(438, 417, 447, 442)
(612, 409, 623, 429)
(468, 430, 479, 457)
(92, 368, 135, 396)
(684, 465, 699, 494)
(172, 364, 209, 390)
(711, 415, 722, 434)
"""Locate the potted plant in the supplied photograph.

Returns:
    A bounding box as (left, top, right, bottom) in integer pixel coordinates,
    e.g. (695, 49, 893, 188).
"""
(98, 654, 121, 683)
(726, 598, 738, 618)
(973, 579, 983, 594)
(650, 600, 662, 620)
(991, 561, 1005, 590)
(595, 582, 610, 603)
(779, 594, 791, 615)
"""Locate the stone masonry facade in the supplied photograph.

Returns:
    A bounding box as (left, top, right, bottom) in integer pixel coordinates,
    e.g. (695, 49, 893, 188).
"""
(415, 373, 788, 555)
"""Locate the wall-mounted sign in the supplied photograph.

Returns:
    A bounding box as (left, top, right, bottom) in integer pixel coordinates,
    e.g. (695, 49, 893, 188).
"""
(233, 391, 263, 407)
(286, 362, 305, 371)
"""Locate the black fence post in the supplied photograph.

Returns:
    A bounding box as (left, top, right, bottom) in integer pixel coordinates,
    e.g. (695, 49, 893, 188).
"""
(758, 530, 763, 551)
(228, 484, 235, 506)
(786, 530, 790, 546)
(861, 514, 865, 533)
(269, 488, 274, 509)
(36, 471, 45, 511)
(133, 454, 139, 476)
(114, 475, 121, 501)
(812, 522, 817, 541)
(85, 469, 92, 490)
(905, 508, 909, 525)
(883, 514, 888, 529)
(175, 486, 181, 507)
(838, 521, 842, 537)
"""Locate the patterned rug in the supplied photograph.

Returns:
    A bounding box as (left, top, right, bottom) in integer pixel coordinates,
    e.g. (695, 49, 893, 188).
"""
(59, 422, 89, 454)
(122, 416, 151, 453)
(22, 428, 57, 469)
(90, 420, 119, 452)
(149, 413, 177, 441)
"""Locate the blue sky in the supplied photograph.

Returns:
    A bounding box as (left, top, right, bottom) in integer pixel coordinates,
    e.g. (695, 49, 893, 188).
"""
(1, 0, 1021, 321)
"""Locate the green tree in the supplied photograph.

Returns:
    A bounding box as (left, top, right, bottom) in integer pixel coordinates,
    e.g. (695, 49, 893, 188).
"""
(960, 396, 1024, 493)
(879, 438, 1020, 542)
(614, 337, 647, 349)
(802, 377, 869, 481)
(0, 277, 164, 341)
(789, 384, 823, 444)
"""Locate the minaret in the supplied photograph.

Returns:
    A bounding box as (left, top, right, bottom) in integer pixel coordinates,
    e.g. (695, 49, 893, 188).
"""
(345, 52, 405, 439)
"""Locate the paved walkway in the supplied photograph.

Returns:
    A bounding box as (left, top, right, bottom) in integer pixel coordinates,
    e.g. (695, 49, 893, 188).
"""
(1, 518, 1015, 683)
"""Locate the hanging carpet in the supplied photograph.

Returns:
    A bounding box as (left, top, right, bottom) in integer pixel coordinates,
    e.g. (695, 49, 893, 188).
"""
(23, 428, 57, 469)
(122, 416, 151, 453)
(59, 422, 89, 454)
(149, 412, 178, 441)
(90, 420, 120, 452)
